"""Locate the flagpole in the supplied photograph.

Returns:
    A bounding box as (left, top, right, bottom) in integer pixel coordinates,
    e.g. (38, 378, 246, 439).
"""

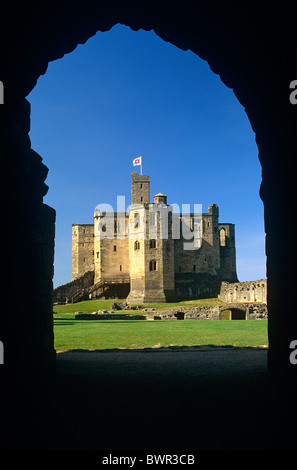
(140, 159, 142, 175)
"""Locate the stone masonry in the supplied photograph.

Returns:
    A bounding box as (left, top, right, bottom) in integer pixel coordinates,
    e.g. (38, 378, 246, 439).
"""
(67, 172, 239, 303)
(219, 279, 267, 303)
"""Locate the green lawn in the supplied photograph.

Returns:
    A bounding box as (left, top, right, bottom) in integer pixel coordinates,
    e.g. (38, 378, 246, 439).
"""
(54, 319, 268, 351)
(53, 297, 226, 319)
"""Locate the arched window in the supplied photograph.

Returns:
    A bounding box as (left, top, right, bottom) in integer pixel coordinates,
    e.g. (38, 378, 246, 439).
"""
(134, 240, 140, 250)
(150, 239, 156, 249)
(220, 228, 226, 246)
(149, 260, 157, 271)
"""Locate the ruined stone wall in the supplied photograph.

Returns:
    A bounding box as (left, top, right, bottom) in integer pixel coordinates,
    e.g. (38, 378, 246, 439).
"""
(219, 279, 267, 303)
(71, 224, 94, 280)
(53, 270, 94, 303)
(146, 303, 267, 320)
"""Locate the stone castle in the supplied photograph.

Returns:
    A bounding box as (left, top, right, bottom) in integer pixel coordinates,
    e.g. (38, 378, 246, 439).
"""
(70, 171, 238, 304)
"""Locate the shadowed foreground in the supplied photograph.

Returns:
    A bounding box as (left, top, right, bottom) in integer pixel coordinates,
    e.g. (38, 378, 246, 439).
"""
(7, 348, 294, 450)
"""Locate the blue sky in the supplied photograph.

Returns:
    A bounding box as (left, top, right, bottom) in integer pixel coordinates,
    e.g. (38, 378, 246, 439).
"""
(28, 24, 266, 288)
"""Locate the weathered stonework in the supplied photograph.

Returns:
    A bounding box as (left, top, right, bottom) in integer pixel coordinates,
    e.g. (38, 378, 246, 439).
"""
(53, 270, 94, 303)
(71, 224, 94, 280)
(72, 302, 267, 321)
(219, 279, 267, 304)
(68, 171, 238, 303)
(2, 3, 296, 446)
(145, 303, 267, 320)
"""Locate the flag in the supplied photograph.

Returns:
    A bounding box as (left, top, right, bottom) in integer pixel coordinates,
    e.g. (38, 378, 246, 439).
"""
(133, 156, 142, 166)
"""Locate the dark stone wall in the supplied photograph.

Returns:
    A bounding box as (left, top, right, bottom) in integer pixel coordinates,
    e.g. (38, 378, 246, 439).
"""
(175, 273, 221, 299)
(0, 0, 296, 449)
(2, 98, 56, 377)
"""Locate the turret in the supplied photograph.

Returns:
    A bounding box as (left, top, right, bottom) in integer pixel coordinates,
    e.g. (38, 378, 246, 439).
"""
(127, 174, 176, 303)
(131, 171, 150, 205)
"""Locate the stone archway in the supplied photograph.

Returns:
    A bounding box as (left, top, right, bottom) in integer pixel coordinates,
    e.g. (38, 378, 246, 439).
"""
(230, 308, 246, 320)
(2, 1, 296, 390)
(220, 306, 248, 320)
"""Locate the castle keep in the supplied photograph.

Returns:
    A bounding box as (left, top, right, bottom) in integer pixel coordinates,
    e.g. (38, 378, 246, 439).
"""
(71, 172, 238, 303)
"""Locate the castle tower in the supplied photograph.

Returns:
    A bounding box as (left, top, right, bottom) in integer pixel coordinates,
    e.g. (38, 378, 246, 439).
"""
(127, 177, 176, 304)
(131, 171, 150, 204)
(71, 223, 94, 280)
(218, 222, 238, 282)
(154, 193, 167, 205)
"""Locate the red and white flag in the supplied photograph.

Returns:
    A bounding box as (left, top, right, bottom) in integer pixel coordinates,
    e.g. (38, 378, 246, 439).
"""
(133, 156, 142, 166)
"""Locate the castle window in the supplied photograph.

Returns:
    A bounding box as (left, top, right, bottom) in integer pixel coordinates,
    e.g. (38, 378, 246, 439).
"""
(134, 240, 140, 250)
(140, 197, 143, 202)
(134, 212, 139, 230)
(113, 245, 117, 252)
(179, 266, 182, 272)
(102, 224, 106, 232)
(140, 184, 142, 189)
(120, 265, 122, 271)
(220, 228, 226, 246)
(114, 220, 117, 234)
(193, 265, 196, 272)
(150, 239, 156, 249)
(149, 260, 157, 271)
(96, 252, 99, 258)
